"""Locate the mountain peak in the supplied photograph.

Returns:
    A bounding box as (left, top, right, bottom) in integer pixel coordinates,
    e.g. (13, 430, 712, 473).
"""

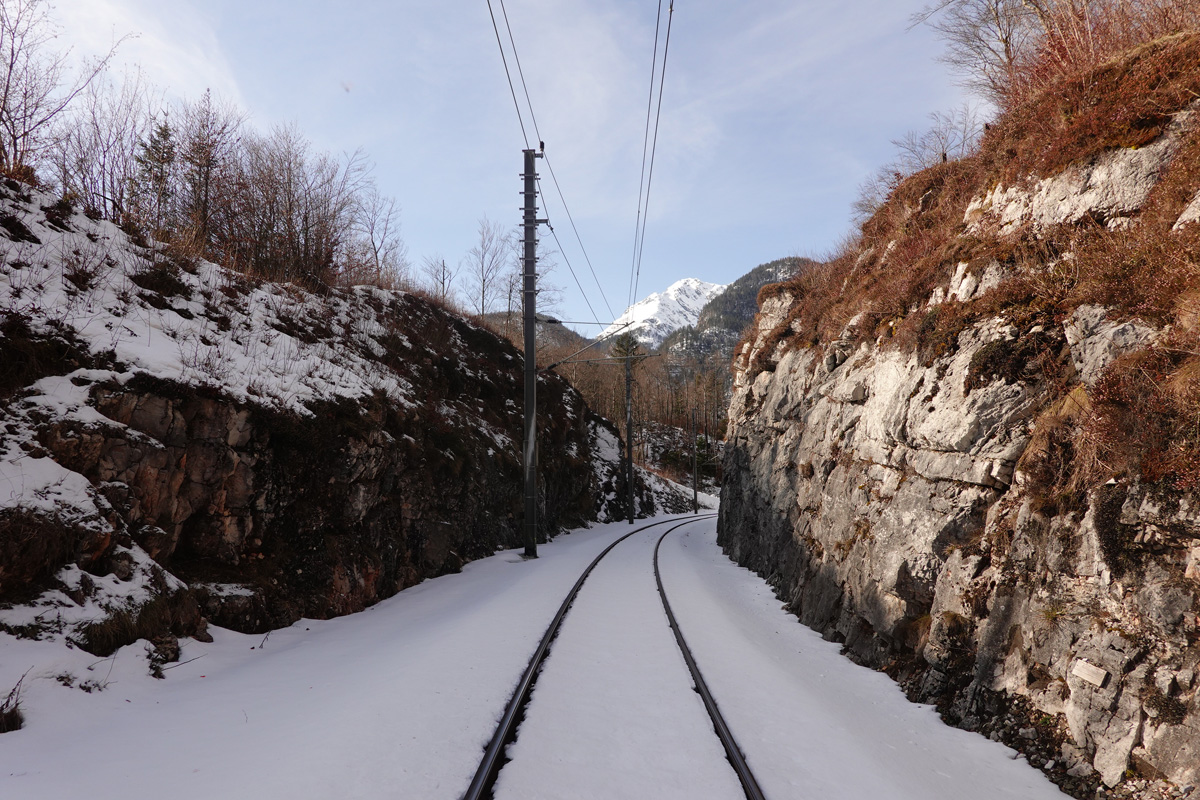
(602, 278, 727, 349)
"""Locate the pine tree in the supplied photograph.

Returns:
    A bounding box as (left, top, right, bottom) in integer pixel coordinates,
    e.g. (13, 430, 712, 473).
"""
(134, 118, 177, 236)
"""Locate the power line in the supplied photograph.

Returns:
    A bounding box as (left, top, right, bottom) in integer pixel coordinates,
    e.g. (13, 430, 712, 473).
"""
(545, 222, 606, 333)
(499, 0, 541, 145)
(628, 0, 665, 310)
(631, 0, 675, 307)
(485, 0, 530, 148)
(541, 158, 616, 323)
(493, 0, 614, 330)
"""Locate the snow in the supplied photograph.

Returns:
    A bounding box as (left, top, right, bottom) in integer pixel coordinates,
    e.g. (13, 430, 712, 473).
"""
(602, 278, 727, 349)
(658, 523, 1066, 799)
(0, 515, 1065, 799)
(0, 520, 658, 799)
(0, 186, 422, 419)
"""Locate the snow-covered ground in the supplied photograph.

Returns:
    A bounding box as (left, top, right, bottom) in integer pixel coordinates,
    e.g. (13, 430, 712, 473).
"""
(0, 515, 1065, 799)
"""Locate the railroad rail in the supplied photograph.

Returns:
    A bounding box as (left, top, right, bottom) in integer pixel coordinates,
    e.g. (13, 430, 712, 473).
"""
(461, 514, 765, 800)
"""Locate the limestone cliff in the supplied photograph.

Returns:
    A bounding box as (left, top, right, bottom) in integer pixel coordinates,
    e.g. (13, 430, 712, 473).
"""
(720, 35, 1200, 797)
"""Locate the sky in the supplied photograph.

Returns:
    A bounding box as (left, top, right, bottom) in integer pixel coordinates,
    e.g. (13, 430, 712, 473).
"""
(54, 0, 972, 336)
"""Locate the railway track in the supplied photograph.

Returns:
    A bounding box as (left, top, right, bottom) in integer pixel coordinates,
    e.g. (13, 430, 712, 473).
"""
(462, 514, 765, 800)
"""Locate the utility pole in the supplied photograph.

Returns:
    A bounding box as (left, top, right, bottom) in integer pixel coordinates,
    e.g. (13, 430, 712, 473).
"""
(625, 353, 635, 525)
(522, 147, 545, 558)
(692, 407, 698, 514)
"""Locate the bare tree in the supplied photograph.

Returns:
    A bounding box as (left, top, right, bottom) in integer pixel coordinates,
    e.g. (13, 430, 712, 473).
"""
(851, 165, 905, 224)
(914, 0, 1200, 107)
(214, 124, 368, 286)
(501, 228, 562, 336)
(892, 102, 985, 171)
(852, 102, 985, 223)
(342, 182, 409, 287)
(420, 253, 457, 305)
(49, 66, 156, 220)
(0, 0, 124, 178)
(912, 0, 1037, 105)
(462, 216, 509, 316)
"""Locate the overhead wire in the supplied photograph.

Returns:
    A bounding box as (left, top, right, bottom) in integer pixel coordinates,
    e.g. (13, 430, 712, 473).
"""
(631, 0, 674, 307)
(628, 0, 665, 310)
(494, 0, 614, 330)
(485, 0, 530, 148)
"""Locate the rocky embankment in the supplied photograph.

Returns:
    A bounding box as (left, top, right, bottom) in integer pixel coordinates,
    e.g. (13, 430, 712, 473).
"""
(720, 36, 1200, 798)
(0, 179, 667, 668)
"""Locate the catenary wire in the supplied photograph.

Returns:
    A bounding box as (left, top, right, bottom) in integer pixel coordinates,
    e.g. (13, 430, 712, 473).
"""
(486, 0, 530, 148)
(628, 0, 665, 310)
(632, 0, 674, 306)
(545, 222, 606, 332)
(496, 0, 615, 329)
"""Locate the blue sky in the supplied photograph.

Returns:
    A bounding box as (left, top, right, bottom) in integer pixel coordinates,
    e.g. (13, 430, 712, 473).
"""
(57, 0, 970, 335)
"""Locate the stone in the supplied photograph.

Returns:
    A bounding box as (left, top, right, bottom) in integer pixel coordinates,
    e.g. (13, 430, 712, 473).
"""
(1064, 305, 1159, 389)
(965, 108, 1193, 234)
(720, 111, 1200, 792)
(1073, 659, 1110, 688)
(1174, 190, 1200, 231)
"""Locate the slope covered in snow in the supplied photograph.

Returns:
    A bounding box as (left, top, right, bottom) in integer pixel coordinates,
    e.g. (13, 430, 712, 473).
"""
(601, 278, 726, 349)
(0, 179, 686, 664)
(0, 516, 1064, 799)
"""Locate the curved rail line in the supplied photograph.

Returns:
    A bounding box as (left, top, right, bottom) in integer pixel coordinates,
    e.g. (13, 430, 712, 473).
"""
(654, 525, 767, 800)
(461, 514, 718, 800)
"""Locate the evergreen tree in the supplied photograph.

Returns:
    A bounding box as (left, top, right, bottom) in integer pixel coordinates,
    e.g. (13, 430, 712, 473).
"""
(134, 118, 177, 236)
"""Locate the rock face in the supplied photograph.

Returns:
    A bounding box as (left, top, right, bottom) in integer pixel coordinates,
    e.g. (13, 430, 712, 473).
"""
(720, 46, 1200, 797)
(723, 301, 1200, 792)
(0, 180, 658, 659)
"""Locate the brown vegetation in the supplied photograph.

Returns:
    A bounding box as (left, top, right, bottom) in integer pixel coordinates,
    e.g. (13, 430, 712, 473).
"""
(750, 29, 1200, 498)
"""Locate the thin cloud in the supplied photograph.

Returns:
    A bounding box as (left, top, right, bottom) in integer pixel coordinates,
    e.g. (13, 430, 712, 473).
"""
(55, 0, 244, 105)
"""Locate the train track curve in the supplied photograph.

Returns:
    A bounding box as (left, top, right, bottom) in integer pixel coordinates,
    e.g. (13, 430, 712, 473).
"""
(461, 514, 765, 800)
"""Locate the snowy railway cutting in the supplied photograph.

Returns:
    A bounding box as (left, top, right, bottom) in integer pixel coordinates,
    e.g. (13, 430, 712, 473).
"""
(1, 514, 1069, 799)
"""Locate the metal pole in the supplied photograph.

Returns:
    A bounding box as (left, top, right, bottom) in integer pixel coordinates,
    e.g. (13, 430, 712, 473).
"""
(692, 407, 698, 514)
(522, 148, 542, 558)
(626, 353, 635, 524)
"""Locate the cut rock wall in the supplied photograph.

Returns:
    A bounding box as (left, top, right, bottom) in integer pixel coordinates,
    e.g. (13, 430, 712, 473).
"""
(720, 131, 1200, 794)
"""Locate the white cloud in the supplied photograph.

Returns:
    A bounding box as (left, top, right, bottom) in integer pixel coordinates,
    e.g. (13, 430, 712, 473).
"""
(54, 0, 243, 104)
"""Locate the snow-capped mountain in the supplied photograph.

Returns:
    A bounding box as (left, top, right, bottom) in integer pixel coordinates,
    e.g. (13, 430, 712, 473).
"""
(602, 278, 727, 349)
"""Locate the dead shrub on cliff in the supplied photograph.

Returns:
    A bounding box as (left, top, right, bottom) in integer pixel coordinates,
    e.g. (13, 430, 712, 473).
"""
(1073, 336, 1200, 492)
(914, 0, 1200, 110)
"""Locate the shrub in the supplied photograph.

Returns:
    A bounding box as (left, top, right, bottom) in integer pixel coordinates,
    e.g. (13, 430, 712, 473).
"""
(0, 672, 27, 734)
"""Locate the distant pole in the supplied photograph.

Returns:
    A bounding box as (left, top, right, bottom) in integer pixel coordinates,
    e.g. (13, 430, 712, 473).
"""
(692, 407, 698, 514)
(626, 353, 635, 524)
(522, 147, 544, 557)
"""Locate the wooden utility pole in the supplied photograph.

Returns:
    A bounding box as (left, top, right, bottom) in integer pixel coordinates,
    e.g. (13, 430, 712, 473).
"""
(522, 147, 546, 558)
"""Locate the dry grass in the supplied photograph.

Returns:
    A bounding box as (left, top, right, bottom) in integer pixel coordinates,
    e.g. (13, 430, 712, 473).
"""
(1075, 333, 1200, 490)
(0, 671, 28, 734)
(984, 33, 1200, 182)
